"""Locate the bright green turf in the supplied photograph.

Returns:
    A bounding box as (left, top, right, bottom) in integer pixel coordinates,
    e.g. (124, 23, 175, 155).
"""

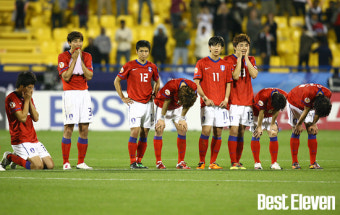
(0, 129, 339, 215)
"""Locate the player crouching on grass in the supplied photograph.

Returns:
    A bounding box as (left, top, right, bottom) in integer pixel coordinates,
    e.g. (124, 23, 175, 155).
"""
(153, 78, 197, 169)
(250, 88, 287, 170)
(1, 72, 54, 170)
(287, 84, 332, 169)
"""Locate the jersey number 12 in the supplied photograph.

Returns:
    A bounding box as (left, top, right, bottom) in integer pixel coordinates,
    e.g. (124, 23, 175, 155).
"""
(140, 73, 148, 82)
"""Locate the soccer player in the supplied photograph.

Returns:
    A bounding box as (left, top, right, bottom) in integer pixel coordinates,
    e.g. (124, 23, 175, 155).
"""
(153, 78, 197, 169)
(194, 36, 233, 170)
(58, 31, 94, 170)
(287, 83, 332, 169)
(250, 88, 287, 170)
(114, 40, 160, 169)
(224, 33, 258, 170)
(1, 72, 54, 170)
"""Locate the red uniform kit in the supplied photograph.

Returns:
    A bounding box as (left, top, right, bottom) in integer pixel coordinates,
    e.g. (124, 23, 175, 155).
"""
(254, 88, 288, 117)
(287, 84, 332, 110)
(154, 78, 197, 109)
(194, 56, 233, 107)
(223, 54, 257, 106)
(118, 60, 159, 103)
(5, 92, 38, 145)
(58, 50, 93, 90)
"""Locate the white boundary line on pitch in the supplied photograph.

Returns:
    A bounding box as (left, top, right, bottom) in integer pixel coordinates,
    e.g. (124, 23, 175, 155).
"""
(0, 176, 339, 184)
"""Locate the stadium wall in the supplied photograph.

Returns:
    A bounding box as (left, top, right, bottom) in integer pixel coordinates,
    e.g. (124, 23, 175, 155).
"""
(1, 91, 339, 131)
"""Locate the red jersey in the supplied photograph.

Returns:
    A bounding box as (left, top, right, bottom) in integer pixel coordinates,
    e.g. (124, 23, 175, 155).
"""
(194, 56, 233, 107)
(118, 60, 159, 103)
(5, 92, 38, 145)
(58, 51, 93, 91)
(287, 84, 332, 110)
(224, 54, 257, 106)
(154, 78, 197, 110)
(253, 88, 288, 117)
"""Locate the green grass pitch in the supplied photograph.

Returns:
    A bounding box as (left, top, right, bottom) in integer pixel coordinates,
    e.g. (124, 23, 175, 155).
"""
(0, 129, 339, 215)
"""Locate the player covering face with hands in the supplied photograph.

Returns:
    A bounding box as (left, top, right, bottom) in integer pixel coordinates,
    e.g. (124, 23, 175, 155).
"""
(153, 79, 197, 169)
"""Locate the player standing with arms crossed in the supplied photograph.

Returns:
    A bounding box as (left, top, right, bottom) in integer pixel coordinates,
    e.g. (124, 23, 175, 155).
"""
(250, 88, 287, 170)
(224, 34, 258, 170)
(153, 78, 197, 169)
(287, 84, 332, 169)
(1, 72, 54, 170)
(114, 40, 160, 169)
(194, 36, 233, 170)
(58, 31, 94, 170)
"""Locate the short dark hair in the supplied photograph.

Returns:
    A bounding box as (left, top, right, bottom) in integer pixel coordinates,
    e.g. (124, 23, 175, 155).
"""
(178, 85, 197, 109)
(271, 92, 287, 111)
(16, 71, 37, 88)
(67, 31, 83, 43)
(208, 36, 225, 47)
(232, 33, 251, 47)
(136, 40, 151, 51)
(314, 95, 332, 117)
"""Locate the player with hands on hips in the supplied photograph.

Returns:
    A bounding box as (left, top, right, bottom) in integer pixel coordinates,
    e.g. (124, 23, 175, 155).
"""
(250, 88, 287, 170)
(287, 84, 332, 169)
(153, 79, 197, 169)
(194, 36, 233, 170)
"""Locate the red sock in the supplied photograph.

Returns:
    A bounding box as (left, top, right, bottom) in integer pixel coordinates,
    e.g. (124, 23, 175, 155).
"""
(177, 135, 186, 163)
(290, 133, 300, 164)
(137, 138, 147, 163)
(199, 134, 209, 163)
(308, 134, 317, 165)
(8, 154, 31, 169)
(251, 137, 261, 163)
(128, 137, 138, 164)
(269, 137, 279, 164)
(154, 136, 163, 163)
(228, 136, 238, 164)
(210, 136, 221, 164)
(77, 137, 88, 164)
(236, 137, 244, 163)
(61, 137, 71, 164)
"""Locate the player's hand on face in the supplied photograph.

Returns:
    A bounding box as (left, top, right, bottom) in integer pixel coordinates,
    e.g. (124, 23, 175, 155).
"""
(155, 119, 165, 133)
(293, 124, 304, 135)
(23, 87, 33, 100)
(122, 97, 133, 105)
(78, 48, 82, 59)
(236, 47, 242, 58)
(245, 47, 249, 58)
(71, 49, 78, 60)
(307, 124, 318, 135)
(178, 120, 188, 133)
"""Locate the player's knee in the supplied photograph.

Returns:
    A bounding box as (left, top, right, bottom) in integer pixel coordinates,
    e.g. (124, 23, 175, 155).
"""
(31, 162, 44, 170)
(45, 162, 54, 169)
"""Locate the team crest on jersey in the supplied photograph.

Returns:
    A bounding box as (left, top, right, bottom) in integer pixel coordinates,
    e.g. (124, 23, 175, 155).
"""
(59, 62, 64, 68)
(9, 102, 16, 108)
(120, 68, 124, 73)
(165, 89, 170, 96)
(194, 67, 198, 73)
(304, 97, 311, 103)
(148, 67, 152, 73)
(220, 65, 225, 71)
(258, 100, 264, 106)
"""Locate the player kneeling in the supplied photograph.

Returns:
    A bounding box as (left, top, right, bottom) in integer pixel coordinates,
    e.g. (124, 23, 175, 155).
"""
(1, 72, 54, 170)
(250, 88, 287, 170)
(153, 78, 197, 169)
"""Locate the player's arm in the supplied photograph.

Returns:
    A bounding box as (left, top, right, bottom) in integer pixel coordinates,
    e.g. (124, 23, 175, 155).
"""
(152, 78, 160, 98)
(29, 99, 39, 122)
(14, 91, 32, 123)
(80, 51, 93, 81)
(253, 109, 264, 138)
(293, 106, 311, 135)
(219, 82, 231, 108)
(61, 51, 77, 82)
(194, 79, 214, 106)
(114, 76, 133, 105)
(232, 47, 242, 80)
(155, 99, 171, 133)
(269, 110, 280, 136)
(245, 49, 258, 79)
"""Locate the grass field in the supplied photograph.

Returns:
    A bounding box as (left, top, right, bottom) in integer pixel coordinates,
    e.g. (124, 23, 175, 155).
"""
(0, 129, 339, 215)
